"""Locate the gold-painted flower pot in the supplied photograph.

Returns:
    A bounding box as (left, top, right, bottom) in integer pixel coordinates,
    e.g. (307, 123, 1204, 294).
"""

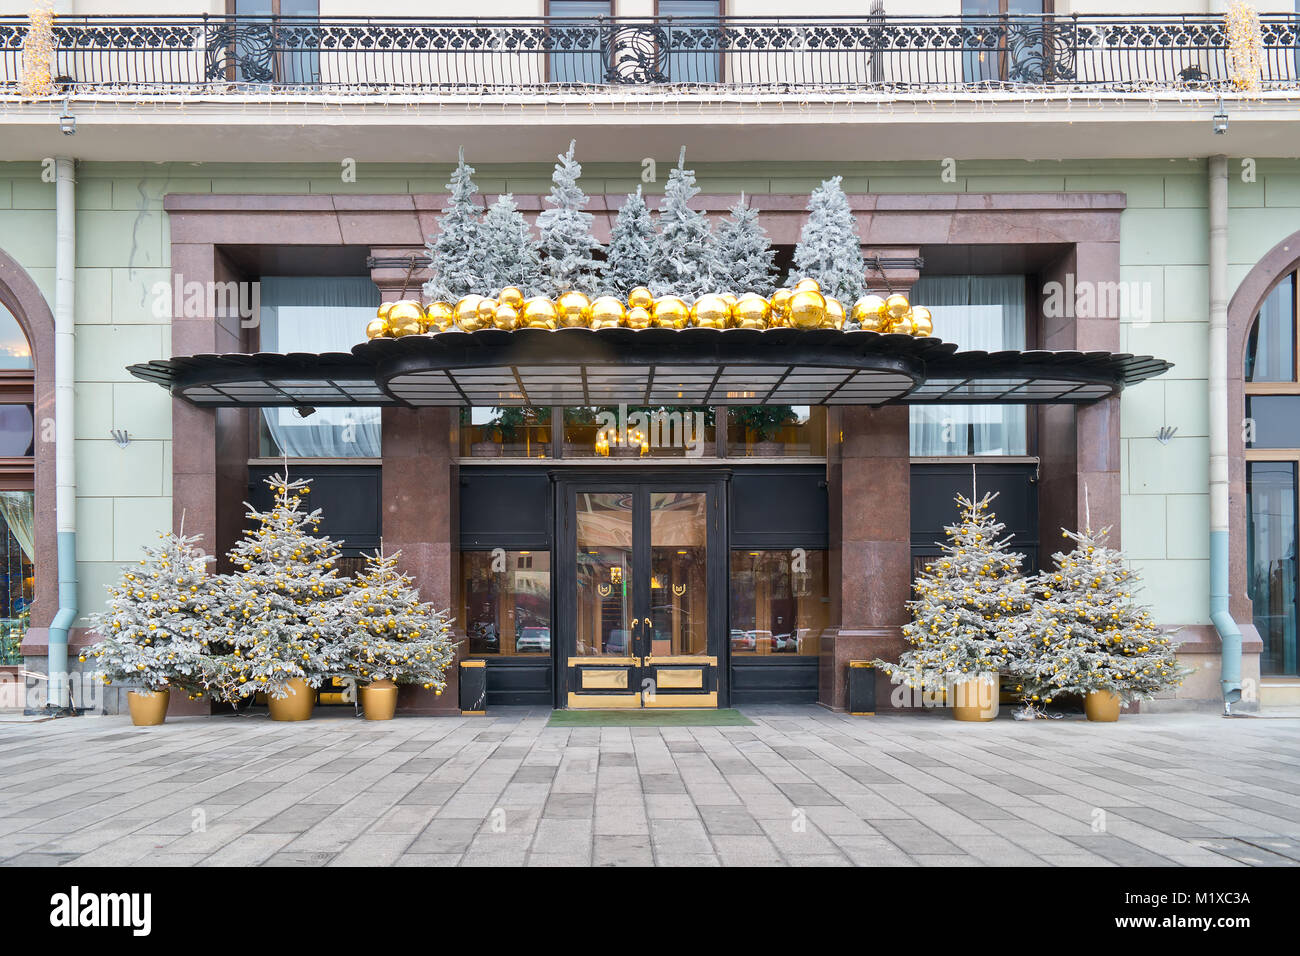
(1084, 690, 1122, 722)
(267, 678, 315, 722)
(360, 679, 398, 721)
(952, 675, 999, 722)
(127, 688, 170, 726)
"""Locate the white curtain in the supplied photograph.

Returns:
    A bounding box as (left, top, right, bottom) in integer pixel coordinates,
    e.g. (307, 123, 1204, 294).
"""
(260, 277, 383, 458)
(909, 275, 1027, 456)
(0, 491, 33, 560)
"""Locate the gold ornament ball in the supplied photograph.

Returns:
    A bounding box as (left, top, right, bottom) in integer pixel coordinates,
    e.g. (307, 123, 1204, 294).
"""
(365, 317, 390, 340)
(556, 291, 593, 328)
(788, 289, 827, 330)
(720, 292, 739, 310)
(911, 305, 934, 337)
(793, 277, 821, 294)
(521, 296, 559, 330)
(889, 310, 917, 336)
(376, 302, 394, 322)
(589, 296, 627, 330)
(823, 296, 846, 330)
(476, 297, 499, 325)
(386, 300, 424, 337)
(628, 286, 654, 310)
(851, 295, 887, 332)
(732, 293, 771, 330)
(493, 303, 521, 331)
(424, 300, 453, 333)
(652, 296, 690, 329)
(691, 294, 731, 330)
(498, 286, 525, 310)
(884, 293, 911, 319)
(625, 305, 652, 330)
(454, 295, 486, 332)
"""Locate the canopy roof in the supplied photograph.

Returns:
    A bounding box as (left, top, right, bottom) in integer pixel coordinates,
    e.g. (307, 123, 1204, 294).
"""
(128, 328, 1171, 408)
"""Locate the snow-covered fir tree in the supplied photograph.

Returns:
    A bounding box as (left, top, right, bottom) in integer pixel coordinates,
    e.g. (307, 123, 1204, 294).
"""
(84, 530, 218, 696)
(339, 549, 456, 692)
(604, 186, 658, 296)
(480, 193, 541, 296)
(535, 140, 604, 297)
(714, 193, 778, 296)
(789, 176, 867, 303)
(876, 492, 1033, 690)
(650, 149, 720, 299)
(206, 472, 351, 702)
(1019, 525, 1186, 706)
(423, 148, 485, 303)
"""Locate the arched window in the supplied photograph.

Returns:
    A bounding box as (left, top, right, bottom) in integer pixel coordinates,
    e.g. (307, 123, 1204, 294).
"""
(0, 300, 34, 664)
(1246, 270, 1300, 676)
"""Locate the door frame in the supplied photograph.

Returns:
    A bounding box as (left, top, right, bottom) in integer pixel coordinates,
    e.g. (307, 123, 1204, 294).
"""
(552, 468, 732, 708)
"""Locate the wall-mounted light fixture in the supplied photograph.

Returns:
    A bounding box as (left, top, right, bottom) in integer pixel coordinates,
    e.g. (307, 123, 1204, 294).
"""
(1212, 99, 1228, 135)
(58, 99, 75, 136)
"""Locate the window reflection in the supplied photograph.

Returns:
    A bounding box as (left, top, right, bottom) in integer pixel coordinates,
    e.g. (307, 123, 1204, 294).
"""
(1248, 462, 1299, 676)
(729, 549, 827, 655)
(726, 406, 826, 458)
(565, 406, 716, 458)
(1245, 274, 1296, 383)
(0, 303, 32, 370)
(460, 407, 553, 458)
(460, 550, 552, 656)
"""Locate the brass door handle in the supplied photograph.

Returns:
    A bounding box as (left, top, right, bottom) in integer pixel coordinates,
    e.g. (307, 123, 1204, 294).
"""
(643, 616, 652, 630)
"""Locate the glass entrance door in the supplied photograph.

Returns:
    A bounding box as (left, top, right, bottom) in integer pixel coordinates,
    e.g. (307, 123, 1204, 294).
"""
(561, 479, 722, 708)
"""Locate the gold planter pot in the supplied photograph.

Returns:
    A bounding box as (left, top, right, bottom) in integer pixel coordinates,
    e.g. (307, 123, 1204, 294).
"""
(952, 674, 1000, 722)
(267, 678, 315, 722)
(126, 688, 170, 726)
(360, 679, 398, 721)
(1084, 690, 1122, 722)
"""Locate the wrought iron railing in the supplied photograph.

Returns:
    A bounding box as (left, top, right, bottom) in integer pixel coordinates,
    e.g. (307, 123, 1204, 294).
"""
(1, 13, 1297, 96)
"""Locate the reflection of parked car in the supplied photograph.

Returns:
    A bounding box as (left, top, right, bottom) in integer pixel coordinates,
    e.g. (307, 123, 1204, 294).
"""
(468, 622, 499, 652)
(517, 627, 551, 653)
(772, 632, 798, 652)
(730, 629, 755, 652)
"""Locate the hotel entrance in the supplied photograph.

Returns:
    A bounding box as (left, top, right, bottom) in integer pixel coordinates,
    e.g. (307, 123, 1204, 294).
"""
(556, 474, 726, 709)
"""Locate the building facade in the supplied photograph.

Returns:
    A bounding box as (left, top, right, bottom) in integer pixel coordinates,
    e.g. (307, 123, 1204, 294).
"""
(1, 0, 1299, 714)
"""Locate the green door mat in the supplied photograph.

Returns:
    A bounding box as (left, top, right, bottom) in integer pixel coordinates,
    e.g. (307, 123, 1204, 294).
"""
(547, 708, 754, 727)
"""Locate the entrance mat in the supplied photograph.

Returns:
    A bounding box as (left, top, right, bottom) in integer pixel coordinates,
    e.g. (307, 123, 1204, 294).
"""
(547, 708, 754, 727)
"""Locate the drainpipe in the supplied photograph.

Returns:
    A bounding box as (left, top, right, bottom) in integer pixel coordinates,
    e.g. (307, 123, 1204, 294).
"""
(1208, 153, 1242, 714)
(47, 156, 76, 711)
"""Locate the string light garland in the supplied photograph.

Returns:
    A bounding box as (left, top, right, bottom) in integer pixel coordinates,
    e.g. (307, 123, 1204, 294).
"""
(1226, 0, 1264, 95)
(19, 0, 56, 99)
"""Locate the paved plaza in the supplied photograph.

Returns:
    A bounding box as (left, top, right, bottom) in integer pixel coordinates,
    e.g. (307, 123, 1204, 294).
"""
(1, 707, 1298, 867)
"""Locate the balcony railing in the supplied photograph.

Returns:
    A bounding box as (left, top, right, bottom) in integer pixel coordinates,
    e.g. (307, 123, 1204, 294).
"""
(1, 13, 1298, 97)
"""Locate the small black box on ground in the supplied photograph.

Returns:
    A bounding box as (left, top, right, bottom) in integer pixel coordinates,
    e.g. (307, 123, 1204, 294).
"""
(847, 661, 876, 716)
(459, 660, 487, 715)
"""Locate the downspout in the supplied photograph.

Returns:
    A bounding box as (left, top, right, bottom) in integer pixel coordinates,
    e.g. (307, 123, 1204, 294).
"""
(1208, 153, 1242, 714)
(47, 156, 76, 711)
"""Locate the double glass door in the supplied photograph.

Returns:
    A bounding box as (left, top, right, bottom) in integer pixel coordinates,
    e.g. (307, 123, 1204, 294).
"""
(560, 478, 723, 708)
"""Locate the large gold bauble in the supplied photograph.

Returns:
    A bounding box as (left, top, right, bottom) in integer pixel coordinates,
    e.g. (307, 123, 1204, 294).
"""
(823, 296, 846, 330)
(365, 317, 390, 340)
(625, 305, 652, 330)
(793, 277, 821, 294)
(652, 296, 690, 329)
(589, 296, 627, 330)
(556, 291, 593, 328)
(884, 293, 911, 319)
(720, 292, 739, 311)
(911, 305, 934, 337)
(493, 303, 521, 331)
(851, 295, 887, 332)
(788, 289, 827, 330)
(498, 286, 525, 310)
(454, 295, 486, 332)
(692, 294, 731, 330)
(476, 297, 499, 325)
(521, 296, 558, 330)
(628, 287, 654, 310)
(424, 300, 453, 333)
(387, 300, 424, 337)
(732, 293, 770, 330)
(377, 302, 394, 322)
(770, 288, 793, 320)
(889, 311, 917, 336)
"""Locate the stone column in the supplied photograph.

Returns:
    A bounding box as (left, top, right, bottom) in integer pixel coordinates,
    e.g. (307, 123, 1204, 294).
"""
(382, 405, 462, 714)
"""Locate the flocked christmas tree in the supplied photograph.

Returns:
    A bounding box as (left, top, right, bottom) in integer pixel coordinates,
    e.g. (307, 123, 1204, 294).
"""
(876, 491, 1033, 691)
(206, 472, 351, 702)
(789, 175, 867, 304)
(535, 140, 604, 297)
(84, 529, 218, 698)
(339, 548, 456, 693)
(650, 148, 720, 299)
(479, 193, 541, 297)
(714, 192, 778, 297)
(423, 147, 485, 303)
(604, 186, 658, 296)
(1018, 523, 1187, 707)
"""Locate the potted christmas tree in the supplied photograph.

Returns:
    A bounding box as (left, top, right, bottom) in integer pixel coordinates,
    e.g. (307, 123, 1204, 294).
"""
(340, 549, 457, 720)
(1022, 524, 1188, 721)
(208, 472, 351, 721)
(733, 405, 798, 457)
(875, 492, 1033, 721)
(84, 530, 218, 726)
